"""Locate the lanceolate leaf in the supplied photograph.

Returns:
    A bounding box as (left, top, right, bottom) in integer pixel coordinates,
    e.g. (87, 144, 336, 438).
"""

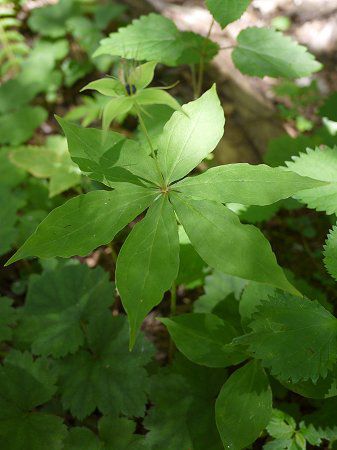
(238, 292, 337, 382)
(161, 313, 246, 367)
(286, 147, 337, 215)
(103, 96, 133, 129)
(171, 193, 296, 293)
(175, 163, 324, 205)
(136, 88, 182, 111)
(232, 27, 322, 78)
(215, 360, 272, 450)
(6, 185, 156, 265)
(116, 195, 179, 348)
(324, 226, 337, 282)
(205, 0, 250, 28)
(157, 85, 225, 184)
(57, 117, 162, 186)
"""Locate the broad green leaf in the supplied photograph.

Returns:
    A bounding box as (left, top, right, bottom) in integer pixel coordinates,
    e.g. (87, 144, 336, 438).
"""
(215, 360, 272, 450)
(319, 92, 337, 122)
(6, 185, 156, 265)
(282, 366, 337, 399)
(136, 88, 182, 112)
(144, 353, 225, 450)
(176, 31, 219, 65)
(103, 96, 133, 129)
(161, 313, 246, 367)
(238, 292, 337, 382)
(158, 85, 225, 184)
(63, 427, 101, 450)
(177, 225, 206, 288)
(129, 61, 157, 90)
(286, 146, 337, 214)
(205, 0, 250, 28)
(175, 163, 324, 205)
(81, 77, 124, 96)
(0, 297, 16, 343)
(324, 226, 337, 281)
(239, 281, 276, 325)
(302, 399, 337, 443)
(0, 350, 66, 450)
(171, 193, 296, 293)
(57, 314, 153, 419)
(94, 13, 184, 66)
(116, 195, 179, 348)
(0, 106, 47, 146)
(266, 409, 296, 440)
(232, 27, 322, 78)
(57, 117, 162, 186)
(0, 148, 26, 188)
(22, 264, 114, 357)
(28, 0, 77, 38)
(10, 136, 81, 197)
(194, 270, 246, 313)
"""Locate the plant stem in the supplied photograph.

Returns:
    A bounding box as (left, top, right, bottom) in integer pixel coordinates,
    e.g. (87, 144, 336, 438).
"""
(134, 102, 165, 187)
(195, 18, 215, 98)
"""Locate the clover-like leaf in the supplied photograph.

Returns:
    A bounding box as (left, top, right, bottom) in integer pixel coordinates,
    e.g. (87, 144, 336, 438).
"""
(6, 185, 156, 265)
(286, 146, 337, 215)
(232, 27, 322, 78)
(215, 360, 272, 450)
(171, 193, 296, 293)
(205, 0, 250, 28)
(116, 195, 179, 348)
(175, 163, 324, 205)
(238, 292, 337, 382)
(161, 313, 246, 367)
(21, 264, 114, 357)
(57, 314, 154, 420)
(144, 353, 225, 450)
(0, 350, 66, 450)
(10, 136, 81, 197)
(157, 85, 225, 184)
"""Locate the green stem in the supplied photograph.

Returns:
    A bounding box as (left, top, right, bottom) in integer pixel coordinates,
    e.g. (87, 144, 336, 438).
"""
(195, 18, 215, 98)
(134, 101, 165, 187)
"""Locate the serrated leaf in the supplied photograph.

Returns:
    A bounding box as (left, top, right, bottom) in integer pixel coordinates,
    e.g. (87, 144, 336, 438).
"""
(175, 163, 324, 205)
(57, 314, 153, 420)
(215, 360, 272, 450)
(302, 398, 337, 443)
(238, 292, 337, 382)
(171, 193, 296, 293)
(63, 427, 101, 450)
(144, 353, 225, 450)
(239, 281, 276, 325)
(0, 297, 16, 342)
(232, 27, 322, 78)
(286, 146, 337, 215)
(10, 136, 81, 197)
(57, 117, 162, 187)
(267, 409, 296, 440)
(281, 366, 337, 399)
(6, 185, 156, 265)
(324, 226, 337, 281)
(161, 313, 246, 367)
(22, 264, 114, 357)
(116, 195, 179, 348)
(205, 0, 250, 28)
(0, 350, 66, 450)
(157, 85, 225, 184)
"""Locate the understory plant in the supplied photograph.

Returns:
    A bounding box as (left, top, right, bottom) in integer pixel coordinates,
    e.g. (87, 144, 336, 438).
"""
(4, 1, 337, 449)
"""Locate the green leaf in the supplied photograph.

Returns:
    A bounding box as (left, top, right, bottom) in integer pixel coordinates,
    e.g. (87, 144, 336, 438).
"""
(81, 77, 124, 96)
(215, 360, 272, 450)
(0, 297, 16, 342)
(267, 409, 296, 440)
(175, 163, 324, 205)
(239, 292, 337, 382)
(28, 0, 77, 38)
(232, 27, 322, 78)
(129, 61, 157, 90)
(10, 136, 81, 197)
(116, 195, 179, 348)
(57, 314, 153, 420)
(6, 185, 156, 265)
(0, 186, 26, 256)
(0, 350, 66, 450)
(22, 264, 114, 357)
(281, 366, 337, 399)
(239, 281, 276, 325)
(324, 226, 337, 281)
(157, 85, 225, 184)
(161, 313, 246, 367)
(177, 225, 206, 288)
(63, 427, 101, 450)
(94, 13, 184, 66)
(144, 353, 225, 450)
(302, 398, 337, 443)
(176, 31, 219, 65)
(171, 193, 296, 293)
(57, 117, 162, 186)
(103, 96, 133, 129)
(205, 0, 250, 28)
(136, 88, 182, 112)
(0, 106, 47, 146)
(286, 146, 337, 215)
